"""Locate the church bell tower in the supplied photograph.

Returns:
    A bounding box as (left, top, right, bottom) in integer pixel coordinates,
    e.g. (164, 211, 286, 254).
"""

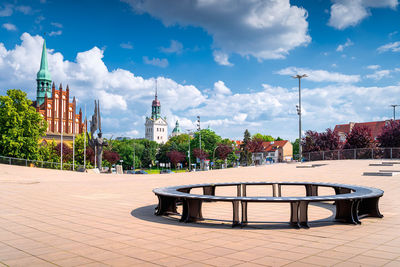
(36, 39, 52, 107)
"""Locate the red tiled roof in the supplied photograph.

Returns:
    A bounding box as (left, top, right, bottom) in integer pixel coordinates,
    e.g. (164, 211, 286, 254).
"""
(261, 140, 289, 152)
(334, 120, 398, 140)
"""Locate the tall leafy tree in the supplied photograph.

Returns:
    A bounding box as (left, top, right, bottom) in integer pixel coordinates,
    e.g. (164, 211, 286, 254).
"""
(247, 138, 265, 153)
(240, 129, 252, 165)
(377, 120, 400, 147)
(252, 133, 274, 142)
(191, 129, 222, 157)
(302, 130, 320, 152)
(54, 142, 73, 163)
(318, 128, 341, 151)
(215, 143, 233, 160)
(167, 150, 186, 168)
(344, 126, 374, 149)
(0, 89, 47, 159)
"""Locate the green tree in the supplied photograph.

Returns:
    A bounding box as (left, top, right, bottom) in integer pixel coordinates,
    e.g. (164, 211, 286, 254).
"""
(252, 133, 274, 142)
(191, 129, 222, 157)
(292, 139, 300, 156)
(0, 89, 47, 159)
(240, 129, 252, 165)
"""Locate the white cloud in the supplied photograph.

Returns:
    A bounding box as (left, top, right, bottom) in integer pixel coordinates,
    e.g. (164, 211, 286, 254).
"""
(2, 32, 399, 141)
(328, 0, 398, 30)
(143, 56, 169, 67)
(160, 40, 183, 54)
(120, 42, 133, 49)
(336, 38, 353, 52)
(377, 41, 400, 53)
(213, 80, 231, 95)
(276, 67, 361, 83)
(2, 23, 17, 31)
(48, 30, 62, 36)
(213, 50, 233, 66)
(51, 22, 63, 28)
(122, 0, 311, 60)
(366, 70, 391, 80)
(98, 90, 127, 110)
(367, 65, 380, 70)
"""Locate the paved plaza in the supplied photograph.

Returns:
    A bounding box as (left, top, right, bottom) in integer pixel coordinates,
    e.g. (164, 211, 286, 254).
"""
(0, 160, 400, 266)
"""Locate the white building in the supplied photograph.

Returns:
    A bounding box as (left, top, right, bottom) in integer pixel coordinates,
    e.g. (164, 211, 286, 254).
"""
(145, 89, 168, 144)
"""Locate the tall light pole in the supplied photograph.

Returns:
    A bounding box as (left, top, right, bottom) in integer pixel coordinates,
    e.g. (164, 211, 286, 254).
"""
(390, 105, 399, 121)
(293, 74, 307, 162)
(197, 116, 201, 170)
(186, 129, 193, 171)
(84, 104, 86, 169)
(60, 99, 63, 170)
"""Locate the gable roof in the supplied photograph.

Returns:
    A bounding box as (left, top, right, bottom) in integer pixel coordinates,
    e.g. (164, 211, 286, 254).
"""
(334, 120, 398, 140)
(262, 140, 289, 152)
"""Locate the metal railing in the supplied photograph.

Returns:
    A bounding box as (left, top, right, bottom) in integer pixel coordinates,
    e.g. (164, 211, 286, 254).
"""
(0, 155, 84, 171)
(298, 147, 400, 162)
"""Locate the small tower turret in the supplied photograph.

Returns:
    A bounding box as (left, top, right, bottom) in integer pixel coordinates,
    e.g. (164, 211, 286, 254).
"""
(36, 39, 52, 107)
(151, 81, 161, 120)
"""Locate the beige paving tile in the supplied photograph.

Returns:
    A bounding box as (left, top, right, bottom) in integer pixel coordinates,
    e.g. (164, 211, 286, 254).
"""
(0, 160, 398, 266)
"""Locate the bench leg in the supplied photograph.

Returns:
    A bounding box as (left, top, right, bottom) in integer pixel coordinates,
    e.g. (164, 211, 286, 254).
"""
(155, 195, 177, 216)
(181, 199, 203, 223)
(335, 199, 358, 224)
(290, 202, 300, 228)
(232, 201, 240, 227)
(241, 201, 248, 227)
(290, 201, 310, 228)
(299, 201, 310, 228)
(305, 185, 318, 196)
(358, 197, 383, 218)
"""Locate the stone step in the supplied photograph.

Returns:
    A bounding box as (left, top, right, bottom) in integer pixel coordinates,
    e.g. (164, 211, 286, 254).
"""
(363, 172, 400, 176)
(369, 163, 393, 166)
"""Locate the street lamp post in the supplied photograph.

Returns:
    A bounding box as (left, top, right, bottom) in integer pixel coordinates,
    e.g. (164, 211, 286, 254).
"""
(212, 146, 218, 169)
(390, 105, 399, 121)
(293, 74, 307, 162)
(197, 116, 201, 170)
(185, 129, 192, 171)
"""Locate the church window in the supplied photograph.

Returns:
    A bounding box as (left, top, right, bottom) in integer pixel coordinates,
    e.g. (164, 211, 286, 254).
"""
(41, 82, 44, 87)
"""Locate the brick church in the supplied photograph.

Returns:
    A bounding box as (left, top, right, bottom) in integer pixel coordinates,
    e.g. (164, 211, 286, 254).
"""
(32, 39, 85, 141)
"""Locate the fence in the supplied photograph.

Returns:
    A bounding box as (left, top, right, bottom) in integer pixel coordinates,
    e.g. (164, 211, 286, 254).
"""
(299, 147, 400, 162)
(0, 155, 84, 171)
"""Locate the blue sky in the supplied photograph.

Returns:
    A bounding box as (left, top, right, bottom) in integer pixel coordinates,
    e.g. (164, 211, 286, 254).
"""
(0, 0, 400, 141)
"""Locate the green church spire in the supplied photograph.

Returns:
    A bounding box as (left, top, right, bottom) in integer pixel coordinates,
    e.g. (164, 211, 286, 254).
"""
(36, 39, 52, 107)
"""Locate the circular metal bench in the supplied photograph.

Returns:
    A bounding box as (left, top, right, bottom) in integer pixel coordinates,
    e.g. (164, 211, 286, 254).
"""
(153, 182, 384, 228)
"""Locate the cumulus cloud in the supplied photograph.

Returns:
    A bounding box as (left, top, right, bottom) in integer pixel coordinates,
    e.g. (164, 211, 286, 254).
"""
(276, 67, 361, 83)
(160, 40, 183, 54)
(366, 70, 391, 80)
(377, 41, 400, 53)
(328, 0, 398, 30)
(336, 38, 353, 52)
(213, 80, 232, 95)
(1, 32, 398, 140)
(213, 50, 233, 66)
(143, 56, 169, 67)
(122, 0, 311, 60)
(2, 23, 17, 31)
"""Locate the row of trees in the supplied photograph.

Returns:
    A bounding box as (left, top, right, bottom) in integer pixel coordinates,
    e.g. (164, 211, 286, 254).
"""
(0, 89, 284, 170)
(302, 121, 400, 153)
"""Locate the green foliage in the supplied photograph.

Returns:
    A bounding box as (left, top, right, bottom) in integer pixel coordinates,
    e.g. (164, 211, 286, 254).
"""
(0, 89, 47, 159)
(191, 129, 222, 158)
(292, 138, 300, 156)
(112, 139, 158, 170)
(240, 129, 252, 165)
(252, 133, 274, 142)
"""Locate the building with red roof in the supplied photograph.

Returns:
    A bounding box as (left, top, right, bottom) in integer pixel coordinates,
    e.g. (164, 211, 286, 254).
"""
(334, 120, 397, 143)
